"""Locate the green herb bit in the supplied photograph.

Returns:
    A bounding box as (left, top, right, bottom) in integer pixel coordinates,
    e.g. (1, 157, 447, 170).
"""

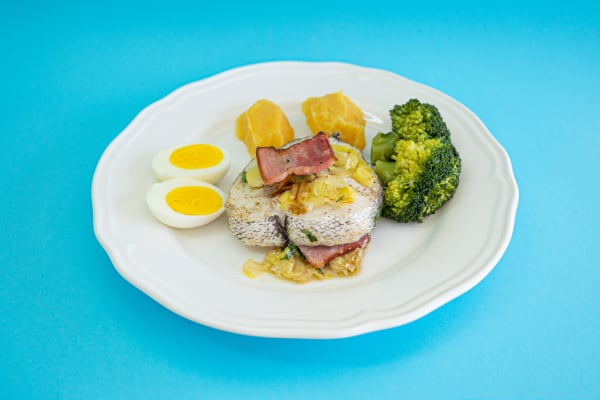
(301, 229, 317, 243)
(279, 243, 297, 260)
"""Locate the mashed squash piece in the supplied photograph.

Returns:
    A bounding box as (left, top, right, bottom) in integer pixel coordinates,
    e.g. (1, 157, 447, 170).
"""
(301, 91, 366, 150)
(236, 99, 295, 157)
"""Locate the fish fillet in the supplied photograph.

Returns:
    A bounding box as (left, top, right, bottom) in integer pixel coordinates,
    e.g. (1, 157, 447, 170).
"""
(226, 138, 382, 248)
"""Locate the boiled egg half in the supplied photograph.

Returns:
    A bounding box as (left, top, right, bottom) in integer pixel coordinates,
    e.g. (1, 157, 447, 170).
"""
(152, 143, 230, 184)
(146, 178, 226, 228)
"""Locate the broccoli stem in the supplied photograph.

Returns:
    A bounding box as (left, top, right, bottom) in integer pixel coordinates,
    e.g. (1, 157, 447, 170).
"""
(374, 160, 397, 186)
(370, 131, 399, 164)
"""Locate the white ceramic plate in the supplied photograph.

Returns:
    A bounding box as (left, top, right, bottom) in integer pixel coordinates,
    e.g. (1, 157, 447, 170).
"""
(92, 61, 518, 339)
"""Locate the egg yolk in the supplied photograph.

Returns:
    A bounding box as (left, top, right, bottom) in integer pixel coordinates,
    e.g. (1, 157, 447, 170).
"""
(169, 144, 223, 169)
(166, 186, 222, 215)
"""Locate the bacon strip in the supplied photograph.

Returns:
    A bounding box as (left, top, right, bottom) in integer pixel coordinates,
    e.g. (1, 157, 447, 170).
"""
(298, 235, 371, 268)
(256, 132, 336, 185)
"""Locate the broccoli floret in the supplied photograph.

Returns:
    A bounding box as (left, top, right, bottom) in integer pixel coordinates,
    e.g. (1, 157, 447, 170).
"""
(382, 139, 461, 222)
(370, 99, 461, 223)
(390, 99, 451, 142)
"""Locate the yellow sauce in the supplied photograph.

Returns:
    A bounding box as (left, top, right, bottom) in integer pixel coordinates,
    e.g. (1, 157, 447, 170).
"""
(242, 246, 364, 283)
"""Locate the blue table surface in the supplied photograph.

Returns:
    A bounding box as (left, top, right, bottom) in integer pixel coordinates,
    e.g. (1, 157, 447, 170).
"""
(2, 1, 599, 398)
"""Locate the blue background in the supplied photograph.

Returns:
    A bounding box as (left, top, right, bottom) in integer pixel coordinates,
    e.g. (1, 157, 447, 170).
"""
(2, 1, 599, 398)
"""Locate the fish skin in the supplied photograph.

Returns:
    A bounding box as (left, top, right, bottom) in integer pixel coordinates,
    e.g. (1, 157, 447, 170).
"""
(225, 169, 287, 247)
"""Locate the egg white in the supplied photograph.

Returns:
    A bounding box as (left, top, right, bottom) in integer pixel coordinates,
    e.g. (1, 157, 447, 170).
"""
(152, 144, 231, 184)
(146, 178, 226, 228)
